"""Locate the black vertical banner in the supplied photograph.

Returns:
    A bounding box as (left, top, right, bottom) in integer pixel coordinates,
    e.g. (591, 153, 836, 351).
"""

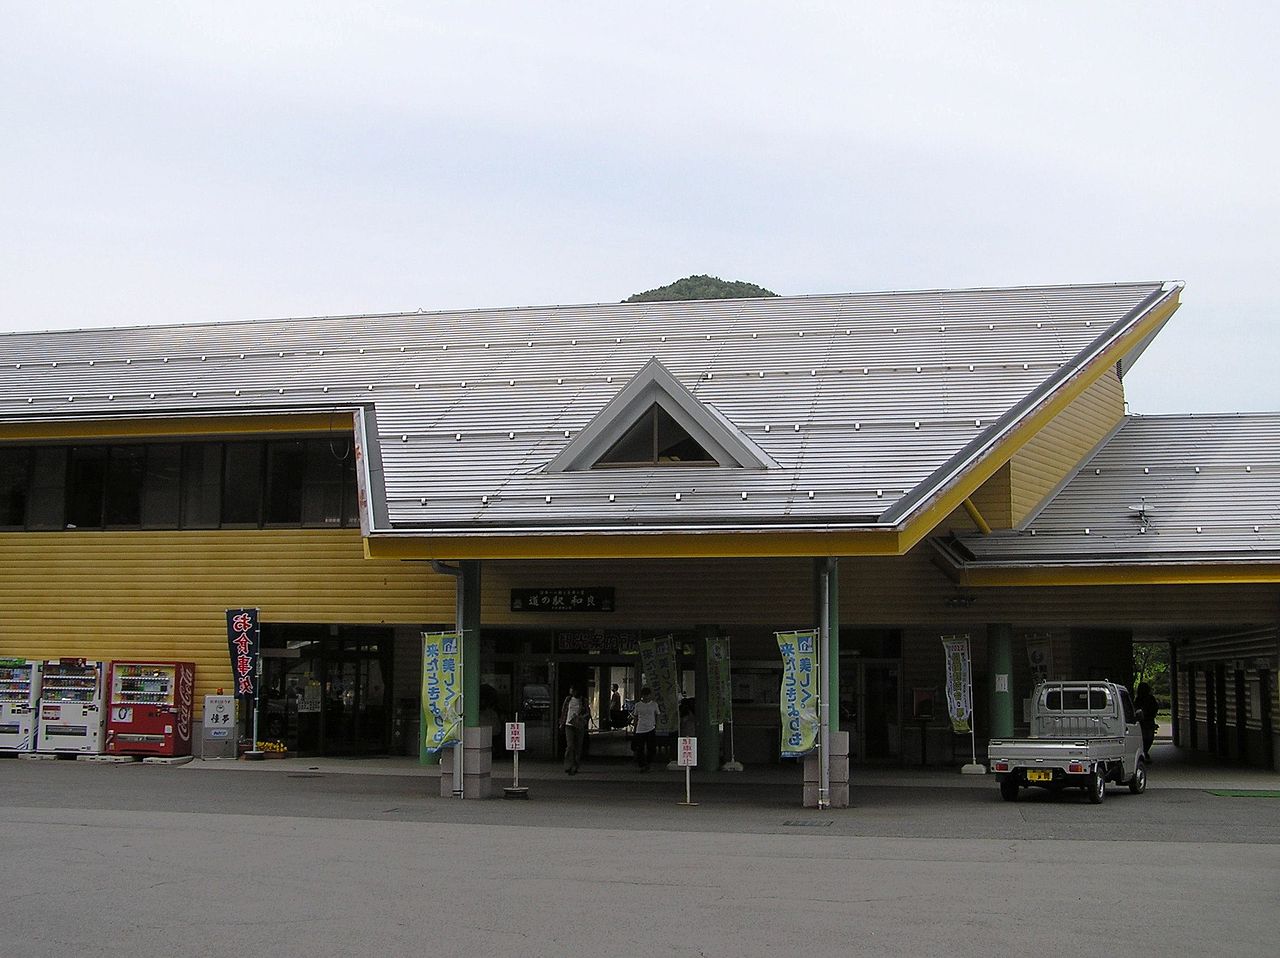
(226, 608, 261, 700)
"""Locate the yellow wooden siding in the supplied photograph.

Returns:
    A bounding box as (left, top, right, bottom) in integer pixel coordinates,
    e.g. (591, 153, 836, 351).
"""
(1009, 368, 1124, 524)
(0, 412, 354, 442)
(0, 530, 453, 716)
(968, 463, 1014, 530)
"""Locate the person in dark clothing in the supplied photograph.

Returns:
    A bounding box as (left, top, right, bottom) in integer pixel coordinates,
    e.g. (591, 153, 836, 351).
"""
(1135, 682, 1159, 762)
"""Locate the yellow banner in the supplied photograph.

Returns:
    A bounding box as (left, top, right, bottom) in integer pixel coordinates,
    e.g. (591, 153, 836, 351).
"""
(776, 630, 819, 758)
(421, 631, 462, 755)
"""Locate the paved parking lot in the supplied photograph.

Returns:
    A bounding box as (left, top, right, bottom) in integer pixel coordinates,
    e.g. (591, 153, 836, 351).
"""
(3, 747, 1278, 958)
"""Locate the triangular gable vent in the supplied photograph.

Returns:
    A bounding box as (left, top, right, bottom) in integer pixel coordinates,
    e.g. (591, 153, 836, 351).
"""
(547, 358, 776, 473)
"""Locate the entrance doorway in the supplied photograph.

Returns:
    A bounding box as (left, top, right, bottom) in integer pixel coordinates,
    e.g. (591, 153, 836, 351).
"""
(260, 625, 392, 756)
(840, 657, 902, 762)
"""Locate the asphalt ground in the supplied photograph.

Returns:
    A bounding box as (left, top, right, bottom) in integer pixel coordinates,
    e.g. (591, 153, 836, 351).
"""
(3, 746, 1279, 957)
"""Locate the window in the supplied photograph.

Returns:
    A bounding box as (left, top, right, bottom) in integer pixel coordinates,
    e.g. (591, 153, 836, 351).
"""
(66, 446, 108, 529)
(266, 440, 305, 525)
(26, 447, 67, 530)
(1, 435, 359, 531)
(595, 404, 716, 466)
(222, 442, 263, 526)
(0, 448, 30, 528)
(141, 444, 181, 529)
(104, 445, 146, 527)
(182, 443, 222, 528)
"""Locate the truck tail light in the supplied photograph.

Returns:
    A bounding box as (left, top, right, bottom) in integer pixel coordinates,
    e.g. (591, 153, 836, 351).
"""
(992, 761, 1010, 772)
(1067, 762, 1086, 774)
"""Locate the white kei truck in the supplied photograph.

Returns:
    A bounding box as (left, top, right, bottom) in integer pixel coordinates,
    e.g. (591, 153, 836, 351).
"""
(988, 680, 1148, 804)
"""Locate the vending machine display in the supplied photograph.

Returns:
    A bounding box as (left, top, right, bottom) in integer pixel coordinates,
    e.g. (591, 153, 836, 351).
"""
(38, 659, 107, 753)
(106, 661, 196, 757)
(0, 659, 42, 751)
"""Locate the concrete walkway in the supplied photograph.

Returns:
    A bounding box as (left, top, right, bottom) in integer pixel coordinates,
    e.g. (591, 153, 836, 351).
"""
(184, 739, 1280, 793)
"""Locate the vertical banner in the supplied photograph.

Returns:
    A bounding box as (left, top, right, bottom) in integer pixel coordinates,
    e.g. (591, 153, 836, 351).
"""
(225, 608, 260, 700)
(1026, 634, 1054, 686)
(776, 629, 819, 758)
(421, 631, 463, 754)
(941, 634, 973, 734)
(637, 635, 680, 733)
(706, 637, 733, 725)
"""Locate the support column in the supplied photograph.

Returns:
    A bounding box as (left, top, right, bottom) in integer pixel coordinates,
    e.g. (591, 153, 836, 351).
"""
(694, 627, 721, 771)
(806, 558, 847, 808)
(987, 623, 1014, 739)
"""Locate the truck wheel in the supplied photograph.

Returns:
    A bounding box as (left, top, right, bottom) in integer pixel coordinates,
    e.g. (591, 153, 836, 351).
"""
(1088, 769, 1106, 804)
(1000, 776, 1019, 802)
(1128, 760, 1147, 795)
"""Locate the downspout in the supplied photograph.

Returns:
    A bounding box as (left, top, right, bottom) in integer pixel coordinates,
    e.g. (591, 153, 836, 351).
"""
(819, 557, 835, 809)
(431, 559, 465, 798)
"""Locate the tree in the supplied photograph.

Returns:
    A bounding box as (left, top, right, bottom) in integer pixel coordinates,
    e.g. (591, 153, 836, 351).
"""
(624, 274, 777, 303)
(1132, 641, 1171, 706)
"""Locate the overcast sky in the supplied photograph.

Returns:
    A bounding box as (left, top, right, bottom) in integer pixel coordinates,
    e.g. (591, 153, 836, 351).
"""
(3, 3, 1276, 415)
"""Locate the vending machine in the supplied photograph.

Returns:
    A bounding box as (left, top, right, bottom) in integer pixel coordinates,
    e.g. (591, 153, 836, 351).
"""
(106, 661, 196, 757)
(0, 659, 42, 751)
(38, 659, 107, 753)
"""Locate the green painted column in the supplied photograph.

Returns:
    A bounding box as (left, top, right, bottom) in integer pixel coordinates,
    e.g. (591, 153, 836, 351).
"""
(461, 559, 482, 727)
(987, 623, 1014, 738)
(693, 629, 722, 770)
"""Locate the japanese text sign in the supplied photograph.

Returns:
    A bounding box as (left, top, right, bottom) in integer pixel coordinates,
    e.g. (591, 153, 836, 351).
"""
(505, 722, 525, 752)
(776, 629, 819, 758)
(225, 608, 260, 700)
(941, 634, 973, 734)
(421, 631, 462, 755)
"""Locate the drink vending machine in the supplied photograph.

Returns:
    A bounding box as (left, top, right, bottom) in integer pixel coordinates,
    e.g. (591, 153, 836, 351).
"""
(106, 661, 196, 757)
(0, 659, 42, 751)
(38, 659, 107, 753)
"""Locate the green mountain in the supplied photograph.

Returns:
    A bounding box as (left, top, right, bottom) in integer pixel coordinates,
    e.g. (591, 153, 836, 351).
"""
(624, 274, 777, 303)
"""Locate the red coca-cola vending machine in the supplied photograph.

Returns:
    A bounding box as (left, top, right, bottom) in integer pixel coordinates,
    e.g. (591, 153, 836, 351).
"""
(105, 661, 195, 757)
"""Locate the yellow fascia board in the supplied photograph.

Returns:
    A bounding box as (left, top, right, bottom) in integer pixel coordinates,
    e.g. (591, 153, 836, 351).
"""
(956, 563, 1280, 587)
(364, 528, 904, 561)
(892, 289, 1182, 556)
(0, 412, 353, 442)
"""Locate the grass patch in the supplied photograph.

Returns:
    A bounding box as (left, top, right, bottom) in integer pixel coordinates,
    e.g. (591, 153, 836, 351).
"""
(1207, 789, 1280, 798)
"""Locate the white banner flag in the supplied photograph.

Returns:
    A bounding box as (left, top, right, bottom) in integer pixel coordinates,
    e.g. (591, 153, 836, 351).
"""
(941, 635, 973, 734)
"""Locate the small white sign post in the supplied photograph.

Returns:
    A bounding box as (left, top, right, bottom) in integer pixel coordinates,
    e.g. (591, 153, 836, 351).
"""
(504, 720, 528, 799)
(676, 736, 698, 806)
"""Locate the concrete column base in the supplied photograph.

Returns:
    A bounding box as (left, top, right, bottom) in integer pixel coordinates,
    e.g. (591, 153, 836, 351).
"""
(439, 726, 493, 799)
(803, 730, 850, 808)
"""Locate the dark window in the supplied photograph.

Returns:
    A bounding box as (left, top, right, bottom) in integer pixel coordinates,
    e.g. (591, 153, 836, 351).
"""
(27, 447, 67, 530)
(595, 404, 716, 467)
(1119, 689, 1136, 724)
(0, 448, 30, 528)
(266, 440, 305, 525)
(221, 442, 263, 526)
(104, 445, 146, 527)
(181, 443, 222, 528)
(67, 446, 108, 528)
(342, 448, 360, 527)
(301, 438, 348, 527)
(141, 444, 182, 529)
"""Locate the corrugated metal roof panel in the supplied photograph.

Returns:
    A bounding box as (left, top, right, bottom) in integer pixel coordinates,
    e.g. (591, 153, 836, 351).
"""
(0, 282, 1173, 533)
(954, 413, 1280, 563)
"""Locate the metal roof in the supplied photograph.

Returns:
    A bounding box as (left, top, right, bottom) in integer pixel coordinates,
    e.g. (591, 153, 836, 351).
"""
(948, 413, 1280, 566)
(0, 282, 1178, 536)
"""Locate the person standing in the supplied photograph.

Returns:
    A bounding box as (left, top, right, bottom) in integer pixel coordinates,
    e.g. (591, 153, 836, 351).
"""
(631, 686, 659, 771)
(1135, 682, 1160, 762)
(560, 686, 588, 774)
(608, 683, 624, 730)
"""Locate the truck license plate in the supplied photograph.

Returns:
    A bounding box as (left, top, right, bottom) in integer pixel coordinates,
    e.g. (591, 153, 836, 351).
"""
(1026, 769, 1053, 782)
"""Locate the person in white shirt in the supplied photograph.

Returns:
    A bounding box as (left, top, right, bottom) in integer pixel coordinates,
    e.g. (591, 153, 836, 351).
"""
(630, 686, 660, 771)
(560, 686, 588, 774)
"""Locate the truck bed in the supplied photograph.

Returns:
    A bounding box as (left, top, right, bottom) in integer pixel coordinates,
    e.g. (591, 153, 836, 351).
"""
(988, 735, 1127, 765)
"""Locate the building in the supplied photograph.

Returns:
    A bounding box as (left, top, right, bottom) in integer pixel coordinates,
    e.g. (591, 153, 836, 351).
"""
(1, 281, 1276, 799)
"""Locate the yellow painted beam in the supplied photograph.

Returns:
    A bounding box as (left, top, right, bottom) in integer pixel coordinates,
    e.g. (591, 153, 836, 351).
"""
(962, 498, 992, 535)
(0, 412, 355, 442)
(956, 563, 1280, 587)
(364, 528, 904, 561)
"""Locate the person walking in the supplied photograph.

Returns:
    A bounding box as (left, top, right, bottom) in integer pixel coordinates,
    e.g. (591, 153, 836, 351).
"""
(560, 685, 588, 774)
(631, 686, 659, 771)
